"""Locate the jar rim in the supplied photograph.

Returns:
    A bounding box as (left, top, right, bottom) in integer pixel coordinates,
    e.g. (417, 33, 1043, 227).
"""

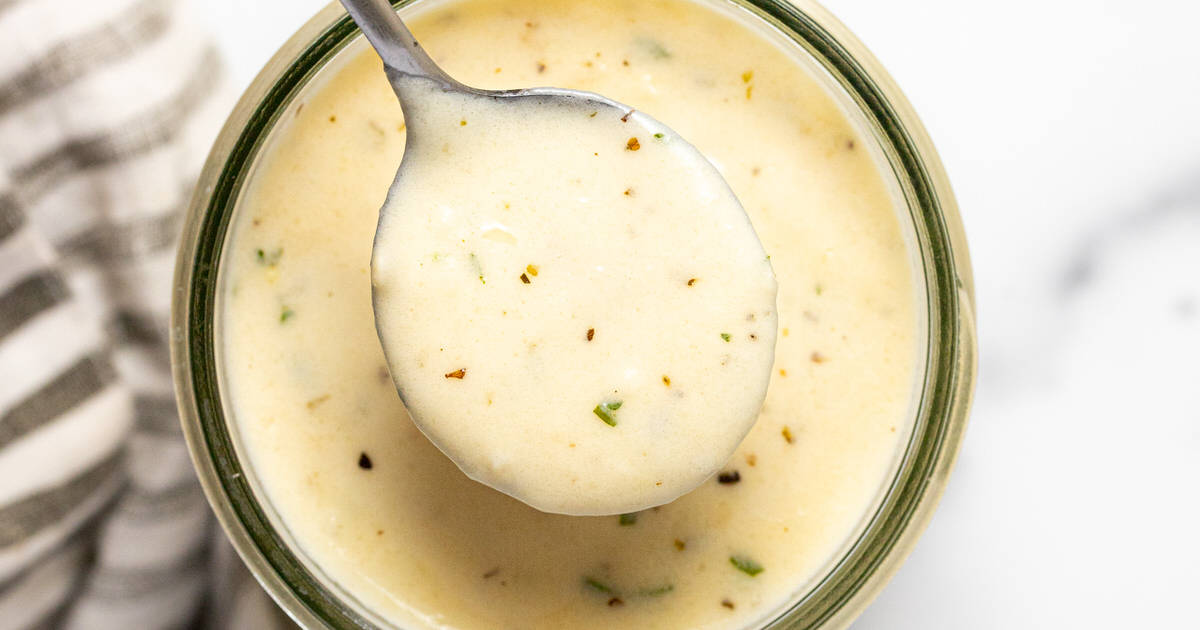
(170, 1, 976, 628)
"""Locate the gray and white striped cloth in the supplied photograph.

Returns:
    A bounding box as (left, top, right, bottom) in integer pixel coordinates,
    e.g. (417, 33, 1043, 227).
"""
(0, 0, 293, 627)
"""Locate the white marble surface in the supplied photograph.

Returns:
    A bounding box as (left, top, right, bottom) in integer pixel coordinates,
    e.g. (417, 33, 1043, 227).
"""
(201, 1, 1200, 626)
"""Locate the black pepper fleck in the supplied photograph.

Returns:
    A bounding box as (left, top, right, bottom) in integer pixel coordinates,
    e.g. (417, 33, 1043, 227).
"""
(358, 453, 373, 470)
(717, 470, 741, 484)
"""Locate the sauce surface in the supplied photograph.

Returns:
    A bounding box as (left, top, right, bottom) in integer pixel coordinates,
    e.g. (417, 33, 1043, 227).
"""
(221, 0, 919, 627)
(373, 78, 777, 515)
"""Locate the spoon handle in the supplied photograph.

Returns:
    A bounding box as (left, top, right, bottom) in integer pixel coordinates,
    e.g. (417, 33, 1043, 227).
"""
(338, 0, 459, 91)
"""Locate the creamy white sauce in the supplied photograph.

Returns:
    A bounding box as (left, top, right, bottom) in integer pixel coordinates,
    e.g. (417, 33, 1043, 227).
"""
(372, 79, 777, 515)
(221, 0, 919, 627)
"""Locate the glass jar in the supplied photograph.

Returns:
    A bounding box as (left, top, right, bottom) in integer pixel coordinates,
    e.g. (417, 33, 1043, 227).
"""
(170, 1, 976, 627)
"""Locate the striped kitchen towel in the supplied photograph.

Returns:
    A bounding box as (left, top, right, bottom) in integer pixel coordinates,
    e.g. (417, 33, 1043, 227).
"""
(0, 0, 291, 627)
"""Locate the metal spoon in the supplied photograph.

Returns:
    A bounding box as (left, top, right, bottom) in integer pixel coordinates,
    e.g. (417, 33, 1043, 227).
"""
(340, 0, 776, 515)
(340, 0, 632, 111)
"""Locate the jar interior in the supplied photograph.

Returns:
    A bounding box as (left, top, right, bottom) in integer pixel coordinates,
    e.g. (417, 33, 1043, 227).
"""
(191, 0, 952, 628)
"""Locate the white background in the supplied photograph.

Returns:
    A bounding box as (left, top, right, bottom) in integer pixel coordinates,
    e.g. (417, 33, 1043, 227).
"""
(201, 1, 1200, 627)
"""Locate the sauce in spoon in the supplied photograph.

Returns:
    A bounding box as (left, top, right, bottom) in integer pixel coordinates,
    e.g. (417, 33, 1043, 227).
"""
(346, 0, 777, 515)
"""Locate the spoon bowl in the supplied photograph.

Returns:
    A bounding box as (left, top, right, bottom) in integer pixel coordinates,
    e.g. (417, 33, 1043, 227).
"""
(342, 0, 779, 516)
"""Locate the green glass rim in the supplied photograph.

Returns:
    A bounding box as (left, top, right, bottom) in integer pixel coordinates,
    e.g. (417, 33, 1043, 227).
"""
(170, 1, 977, 628)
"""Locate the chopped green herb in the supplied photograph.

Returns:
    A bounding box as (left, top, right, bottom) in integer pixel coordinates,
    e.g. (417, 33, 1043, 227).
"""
(280, 307, 294, 323)
(637, 37, 672, 59)
(653, 132, 664, 139)
(815, 283, 823, 295)
(584, 575, 673, 601)
(584, 577, 615, 594)
(256, 248, 283, 266)
(469, 252, 485, 284)
(618, 512, 638, 526)
(730, 555, 764, 576)
(593, 400, 622, 427)
(720, 333, 731, 342)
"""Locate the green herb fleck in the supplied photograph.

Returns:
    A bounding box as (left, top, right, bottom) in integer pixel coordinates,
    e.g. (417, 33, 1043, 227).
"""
(638, 584, 675, 597)
(280, 307, 295, 323)
(815, 283, 823, 295)
(720, 333, 731, 342)
(584, 577, 615, 594)
(256, 248, 283, 266)
(593, 400, 622, 427)
(730, 555, 764, 576)
(469, 252, 485, 284)
(618, 512, 638, 526)
(584, 575, 673, 601)
(653, 132, 664, 139)
(637, 37, 672, 59)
